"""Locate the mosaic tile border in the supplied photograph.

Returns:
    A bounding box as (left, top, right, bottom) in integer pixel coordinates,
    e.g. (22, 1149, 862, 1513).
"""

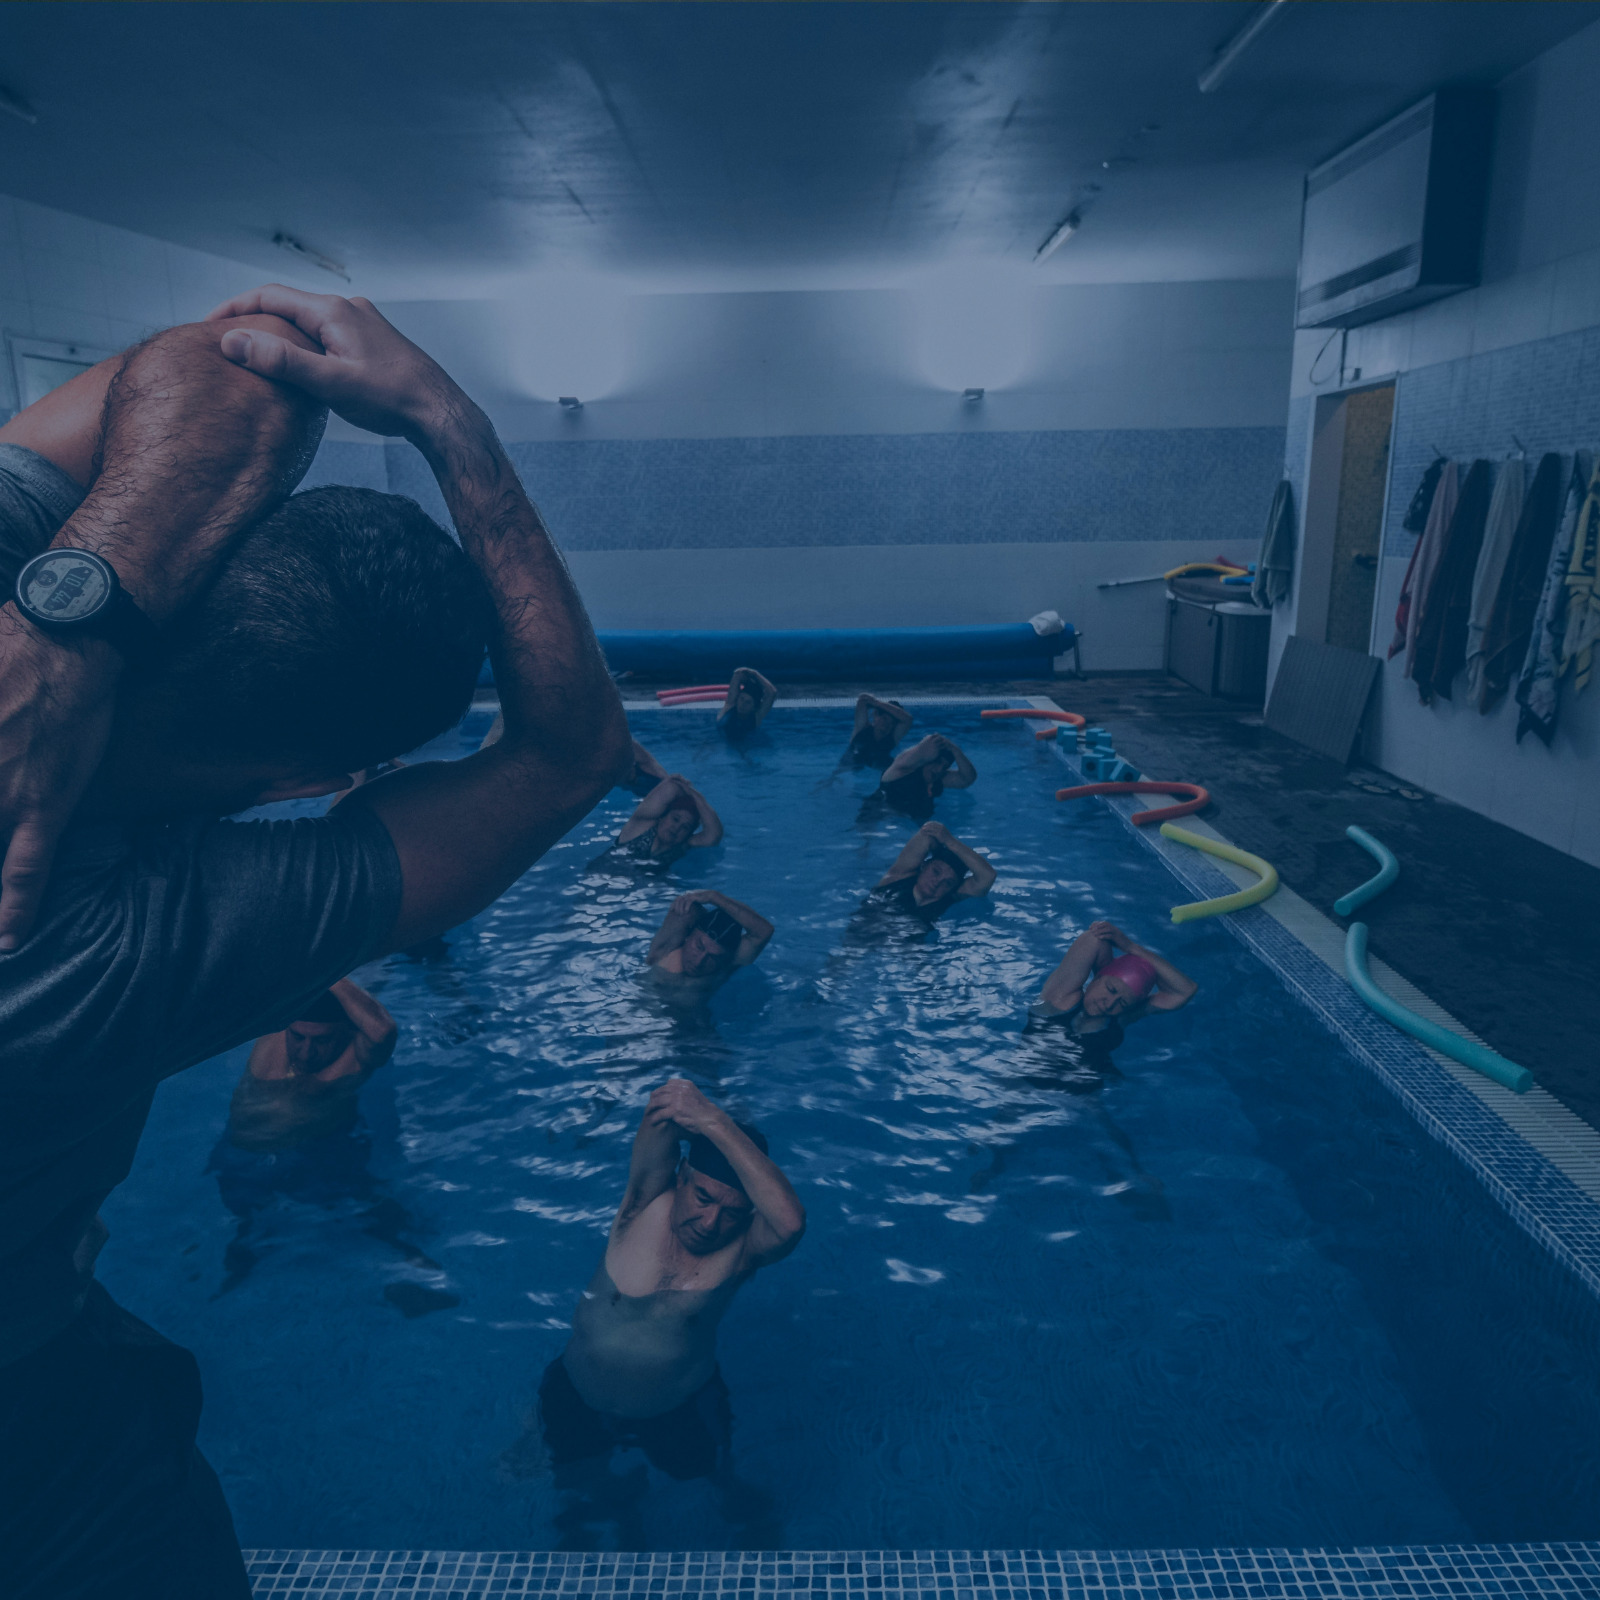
(1032, 701, 1600, 1303)
(244, 1544, 1600, 1597)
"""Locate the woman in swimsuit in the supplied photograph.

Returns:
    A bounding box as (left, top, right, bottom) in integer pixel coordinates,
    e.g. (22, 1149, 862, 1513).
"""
(717, 667, 777, 739)
(613, 775, 724, 865)
(844, 694, 913, 769)
(864, 820, 996, 927)
(875, 733, 977, 819)
(1027, 919, 1197, 1064)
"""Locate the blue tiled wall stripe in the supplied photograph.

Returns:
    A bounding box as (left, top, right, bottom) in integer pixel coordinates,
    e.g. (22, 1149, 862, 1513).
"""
(244, 1543, 1600, 1597)
(1382, 323, 1600, 559)
(376, 428, 1285, 552)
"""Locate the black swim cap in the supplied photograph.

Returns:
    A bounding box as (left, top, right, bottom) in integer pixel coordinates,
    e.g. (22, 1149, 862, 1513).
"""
(926, 843, 969, 882)
(294, 990, 351, 1028)
(694, 903, 744, 952)
(684, 1121, 769, 1197)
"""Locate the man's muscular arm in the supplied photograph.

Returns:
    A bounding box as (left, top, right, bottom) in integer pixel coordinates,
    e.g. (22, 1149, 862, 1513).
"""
(208, 286, 631, 951)
(0, 316, 326, 949)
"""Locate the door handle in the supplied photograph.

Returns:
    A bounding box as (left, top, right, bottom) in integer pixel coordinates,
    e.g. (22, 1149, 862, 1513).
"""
(1352, 553, 1377, 570)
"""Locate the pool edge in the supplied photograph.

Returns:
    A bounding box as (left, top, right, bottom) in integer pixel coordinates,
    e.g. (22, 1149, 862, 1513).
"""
(243, 1542, 1600, 1597)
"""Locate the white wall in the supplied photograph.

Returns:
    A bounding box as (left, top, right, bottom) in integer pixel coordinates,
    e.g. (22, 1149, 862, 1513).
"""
(1272, 18, 1600, 868)
(1, 190, 1293, 670)
(0, 192, 340, 415)
(381, 276, 1294, 442)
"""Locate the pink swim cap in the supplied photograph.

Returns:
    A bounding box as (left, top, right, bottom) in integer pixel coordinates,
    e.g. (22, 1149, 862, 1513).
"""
(1098, 953, 1157, 997)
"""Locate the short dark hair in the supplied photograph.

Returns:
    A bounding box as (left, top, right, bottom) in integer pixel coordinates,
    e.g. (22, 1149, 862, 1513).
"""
(139, 486, 494, 770)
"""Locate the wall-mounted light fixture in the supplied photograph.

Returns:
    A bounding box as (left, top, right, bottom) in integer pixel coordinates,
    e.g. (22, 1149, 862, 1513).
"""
(558, 396, 583, 410)
(274, 232, 349, 282)
(1033, 210, 1081, 265)
(962, 389, 985, 405)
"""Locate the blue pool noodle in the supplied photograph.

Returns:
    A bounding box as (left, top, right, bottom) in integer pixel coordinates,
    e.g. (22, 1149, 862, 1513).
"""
(1334, 825, 1399, 916)
(1335, 826, 1532, 1094)
(1344, 923, 1533, 1094)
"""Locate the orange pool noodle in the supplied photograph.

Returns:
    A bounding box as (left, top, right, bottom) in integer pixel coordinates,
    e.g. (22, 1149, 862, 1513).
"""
(1055, 781, 1211, 827)
(981, 708, 1086, 734)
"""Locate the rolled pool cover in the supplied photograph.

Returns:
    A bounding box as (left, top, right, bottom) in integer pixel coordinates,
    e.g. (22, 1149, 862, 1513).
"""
(486, 623, 1073, 683)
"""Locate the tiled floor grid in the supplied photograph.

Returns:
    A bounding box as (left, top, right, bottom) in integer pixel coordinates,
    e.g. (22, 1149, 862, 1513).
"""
(245, 698, 1600, 1594)
(243, 1546, 1600, 1598)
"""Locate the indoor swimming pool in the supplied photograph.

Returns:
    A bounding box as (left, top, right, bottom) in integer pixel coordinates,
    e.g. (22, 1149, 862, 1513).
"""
(99, 701, 1600, 1556)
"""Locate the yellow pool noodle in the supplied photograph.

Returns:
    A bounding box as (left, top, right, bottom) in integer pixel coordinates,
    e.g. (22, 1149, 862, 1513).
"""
(1158, 823, 1280, 922)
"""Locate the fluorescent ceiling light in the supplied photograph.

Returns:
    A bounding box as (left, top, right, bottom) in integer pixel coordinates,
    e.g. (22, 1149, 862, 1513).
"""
(1197, 0, 1290, 94)
(1033, 211, 1081, 265)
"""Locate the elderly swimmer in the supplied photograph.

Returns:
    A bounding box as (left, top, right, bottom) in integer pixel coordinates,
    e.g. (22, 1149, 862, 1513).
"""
(875, 733, 977, 819)
(539, 1078, 804, 1481)
(717, 667, 777, 739)
(647, 891, 774, 995)
(1026, 919, 1197, 1067)
(612, 775, 724, 865)
(864, 819, 995, 928)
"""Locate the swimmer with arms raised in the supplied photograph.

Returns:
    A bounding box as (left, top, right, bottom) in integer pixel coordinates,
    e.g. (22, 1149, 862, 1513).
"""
(845, 694, 914, 769)
(612, 775, 724, 865)
(717, 667, 777, 738)
(540, 1078, 804, 1479)
(876, 732, 976, 818)
(867, 819, 995, 926)
(1027, 919, 1197, 1063)
(647, 890, 774, 995)
(224, 978, 397, 1148)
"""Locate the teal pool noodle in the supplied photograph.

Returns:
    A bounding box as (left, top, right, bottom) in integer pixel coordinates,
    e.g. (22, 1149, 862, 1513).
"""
(1334, 825, 1399, 916)
(1344, 922, 1533, 1094)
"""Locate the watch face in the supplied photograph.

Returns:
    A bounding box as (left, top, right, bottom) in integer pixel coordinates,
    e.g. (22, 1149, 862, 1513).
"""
(17, 550, 113, 627)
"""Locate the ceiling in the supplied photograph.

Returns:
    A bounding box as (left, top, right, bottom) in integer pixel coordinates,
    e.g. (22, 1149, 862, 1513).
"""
(0, 1, 1595, 298)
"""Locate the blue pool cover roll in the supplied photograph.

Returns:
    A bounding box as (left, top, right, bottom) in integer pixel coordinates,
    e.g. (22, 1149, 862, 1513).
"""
(477, 623, 1074, 684)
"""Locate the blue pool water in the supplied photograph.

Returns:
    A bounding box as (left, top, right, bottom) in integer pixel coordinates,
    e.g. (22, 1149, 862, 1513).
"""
(100, 703, 1600, 1554)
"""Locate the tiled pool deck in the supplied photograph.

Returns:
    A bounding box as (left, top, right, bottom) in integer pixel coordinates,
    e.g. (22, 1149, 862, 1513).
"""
(246, 698, 1600, 1594)
(243, 1546, 1600, 1597)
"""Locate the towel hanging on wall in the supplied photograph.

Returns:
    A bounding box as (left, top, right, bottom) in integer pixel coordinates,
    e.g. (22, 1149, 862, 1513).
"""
(1558, 462, 1600, 694)
(1402, 456, 1447, 534)
(1477, 452, 1564, 712)
(1516, 452, 1591, 744)
(1461, 457, 1525, 706)
(1412, 458, 1492, 704)
(1390, 459, 1458, 667)
(1251, 480, 1295, 609)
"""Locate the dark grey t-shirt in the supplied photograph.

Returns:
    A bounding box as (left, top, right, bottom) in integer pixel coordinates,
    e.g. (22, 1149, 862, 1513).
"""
(0, 444, 405, 1363)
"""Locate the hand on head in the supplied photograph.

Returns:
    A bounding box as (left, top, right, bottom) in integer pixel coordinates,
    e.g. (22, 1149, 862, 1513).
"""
(648, 1076, 721, 1136)
(207, 284, 467, 443)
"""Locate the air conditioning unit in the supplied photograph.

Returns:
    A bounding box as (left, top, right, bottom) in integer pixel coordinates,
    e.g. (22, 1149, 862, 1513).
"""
(1296, 89, 1495, 330)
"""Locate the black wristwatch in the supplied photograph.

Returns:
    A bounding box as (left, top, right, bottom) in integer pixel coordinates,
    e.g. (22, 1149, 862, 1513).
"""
(12, 549, 162, 667)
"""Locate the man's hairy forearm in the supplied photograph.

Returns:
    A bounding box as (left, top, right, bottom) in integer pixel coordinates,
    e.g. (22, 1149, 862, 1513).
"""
(57, 320, 326, 624)
(419, 405, 627, 779)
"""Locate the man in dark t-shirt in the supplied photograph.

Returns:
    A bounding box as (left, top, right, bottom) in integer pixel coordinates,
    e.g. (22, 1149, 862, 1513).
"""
(0, 290, 631, 1597)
